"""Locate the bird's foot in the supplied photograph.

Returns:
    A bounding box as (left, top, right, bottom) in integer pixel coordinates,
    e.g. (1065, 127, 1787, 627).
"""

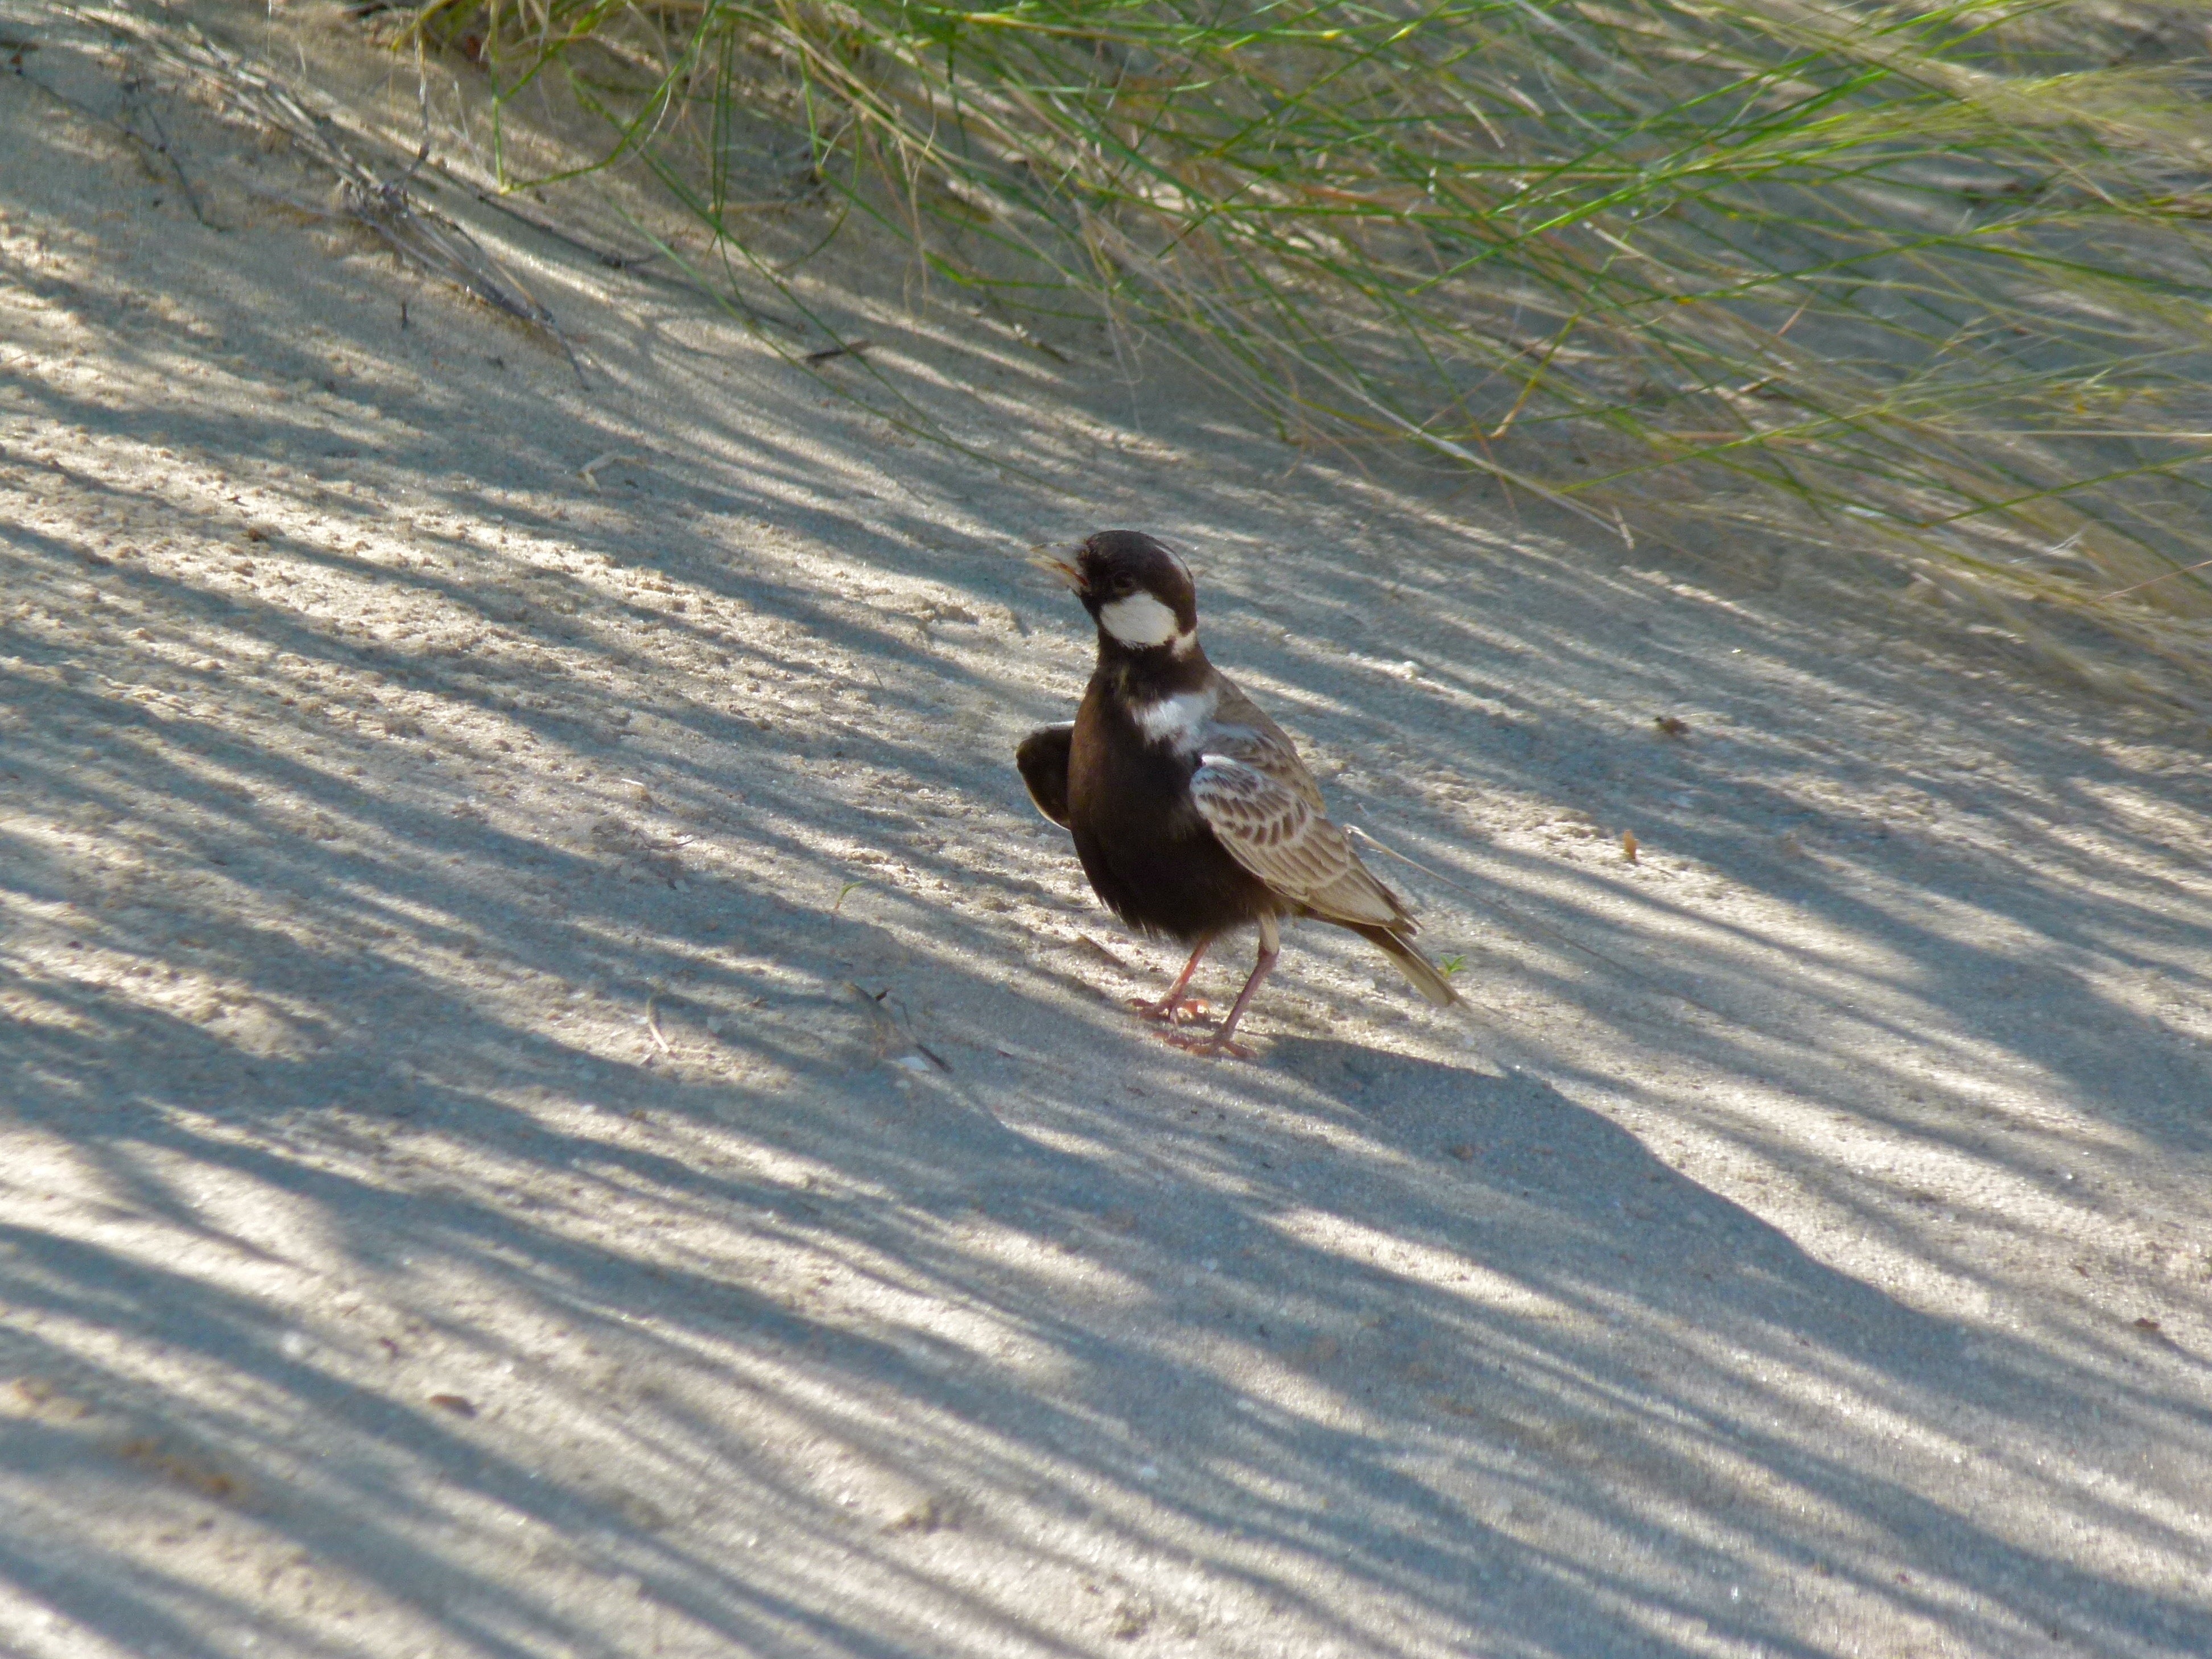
(1161, 1029, 1256, 1060)
(1130, 993, 1210, 1026)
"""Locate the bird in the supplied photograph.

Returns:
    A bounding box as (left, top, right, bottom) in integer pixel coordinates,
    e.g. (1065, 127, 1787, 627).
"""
(1016, 529, 1456, 1057)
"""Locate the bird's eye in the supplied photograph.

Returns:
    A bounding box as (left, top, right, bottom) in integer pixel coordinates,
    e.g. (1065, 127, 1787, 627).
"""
(1112, 577, 1136, 597)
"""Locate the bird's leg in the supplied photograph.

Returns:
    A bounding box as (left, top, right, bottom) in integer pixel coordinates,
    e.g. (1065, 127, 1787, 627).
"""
(1132, 935, 1213, 1024)
(1167, 915, 1278, 1059)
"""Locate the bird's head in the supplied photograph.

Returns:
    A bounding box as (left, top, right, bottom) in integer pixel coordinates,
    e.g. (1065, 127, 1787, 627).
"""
(1031, 530, 1199, 654)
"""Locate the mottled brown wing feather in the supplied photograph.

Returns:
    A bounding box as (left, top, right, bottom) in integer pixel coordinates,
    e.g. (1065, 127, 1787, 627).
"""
(1208, 678, 1325, 809)
(1187, 755, 1404, 927)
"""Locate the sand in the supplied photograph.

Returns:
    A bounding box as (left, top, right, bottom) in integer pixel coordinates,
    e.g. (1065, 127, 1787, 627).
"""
(2, 4, 2210, 1656)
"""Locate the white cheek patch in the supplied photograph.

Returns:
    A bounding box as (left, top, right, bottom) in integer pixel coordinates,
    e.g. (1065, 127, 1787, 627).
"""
(1133, 688, 1219, 751)
(1097, 592, 1184, 648)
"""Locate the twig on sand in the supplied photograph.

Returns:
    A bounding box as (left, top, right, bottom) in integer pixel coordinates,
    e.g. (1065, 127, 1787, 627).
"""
(577, 451, 641, 492)
(349, 160, 585, 382)
(411, 155, 804, 336)
(804, 338, 871, 365)
(16, 48, 217, 228)
(420, 158, 665, 273)
(643, 989, 673, 1055)
(119, 79, 213, 226)
(48, 2, 585, 383)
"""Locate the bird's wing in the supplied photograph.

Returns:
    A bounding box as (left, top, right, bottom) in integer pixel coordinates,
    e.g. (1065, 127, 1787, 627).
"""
(1015, 723, 1074, 828)
(1188, 754, 1405, 927)
(1208, 678, 1325, 810)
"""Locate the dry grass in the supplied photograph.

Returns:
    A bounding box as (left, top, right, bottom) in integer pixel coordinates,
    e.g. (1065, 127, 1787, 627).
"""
(403, 0, 2212, 698)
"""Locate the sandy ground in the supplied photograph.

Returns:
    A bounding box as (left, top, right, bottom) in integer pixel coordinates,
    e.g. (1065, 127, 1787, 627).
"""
(3, 5, 2211, 1657)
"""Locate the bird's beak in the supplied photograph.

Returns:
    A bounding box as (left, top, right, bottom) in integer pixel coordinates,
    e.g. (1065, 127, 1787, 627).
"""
(1026, 543, 1085, 593)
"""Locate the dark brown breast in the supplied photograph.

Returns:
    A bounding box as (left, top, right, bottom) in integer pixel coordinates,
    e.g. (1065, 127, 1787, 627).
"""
(1066, 679, 1281, 943)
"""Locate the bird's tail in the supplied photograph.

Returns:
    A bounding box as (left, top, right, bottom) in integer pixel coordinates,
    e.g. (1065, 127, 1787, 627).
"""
(1347, 923, 1459, 1008)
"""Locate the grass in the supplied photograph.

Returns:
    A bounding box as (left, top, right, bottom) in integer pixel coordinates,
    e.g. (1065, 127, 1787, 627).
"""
(401, 0, 2212, 698)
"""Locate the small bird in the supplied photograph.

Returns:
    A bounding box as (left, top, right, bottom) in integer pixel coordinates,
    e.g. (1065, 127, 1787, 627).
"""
(1017, 530, 1456, 1057)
